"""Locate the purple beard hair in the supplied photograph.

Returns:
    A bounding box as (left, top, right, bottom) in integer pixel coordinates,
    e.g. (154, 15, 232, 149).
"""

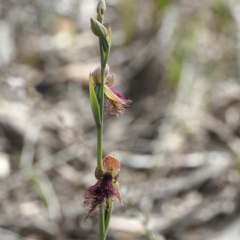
(104, 87, 131, 115)
(83, 173, 117, 220)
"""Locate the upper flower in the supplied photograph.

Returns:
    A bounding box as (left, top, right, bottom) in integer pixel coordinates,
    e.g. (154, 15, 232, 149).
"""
(82, 156, 122, 221)
(91, 65, 131, 118)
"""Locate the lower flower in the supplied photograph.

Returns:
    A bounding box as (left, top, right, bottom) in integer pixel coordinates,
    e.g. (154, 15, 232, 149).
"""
(82, 156, 122, 221)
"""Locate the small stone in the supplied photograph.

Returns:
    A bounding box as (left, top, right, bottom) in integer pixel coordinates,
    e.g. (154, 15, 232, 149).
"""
(0, 152, 11, 178)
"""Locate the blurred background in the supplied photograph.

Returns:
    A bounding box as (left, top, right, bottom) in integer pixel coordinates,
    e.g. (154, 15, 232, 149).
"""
(0, 0, 240, 239)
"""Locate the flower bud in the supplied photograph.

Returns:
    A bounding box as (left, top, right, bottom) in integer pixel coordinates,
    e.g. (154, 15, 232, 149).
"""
(97, 0, 106, 15)
(90, 17, 107, 39)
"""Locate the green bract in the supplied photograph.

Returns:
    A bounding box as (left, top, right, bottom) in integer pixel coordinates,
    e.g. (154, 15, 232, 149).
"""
(89, 74, 101, 128)
(107, 27, 112, 47)
(102, 38, 109, 53)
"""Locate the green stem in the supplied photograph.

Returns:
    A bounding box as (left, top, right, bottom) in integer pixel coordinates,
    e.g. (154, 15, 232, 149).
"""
(105, 200, 113, 234)
(96, 38, 105, 171)
(97, 7, 113, 240)
(99, 204, 105, 240)
(99, 38, 105, 120)
(98, 35, 106, 240)
(97, 127, 103, 170)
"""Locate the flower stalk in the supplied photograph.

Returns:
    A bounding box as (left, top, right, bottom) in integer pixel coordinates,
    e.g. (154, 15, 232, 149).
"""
(84, 1, 130, 239)
(97, 4, 108, 239)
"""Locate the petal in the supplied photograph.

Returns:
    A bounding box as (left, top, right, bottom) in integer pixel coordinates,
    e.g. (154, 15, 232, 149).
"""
(112, 182, 123, 204)
(91, 65, 109, 84)
(102, 156, 120, 177)
(104, 85, 125, 104)
(105, 74, 115, 87)
(91, 65, 101, 84)
(105, 64, 110, 77)
(95, 167, 104, 180)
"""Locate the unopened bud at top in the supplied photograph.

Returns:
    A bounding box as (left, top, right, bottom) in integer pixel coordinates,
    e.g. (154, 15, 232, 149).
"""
(97, 0, 106, 15)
